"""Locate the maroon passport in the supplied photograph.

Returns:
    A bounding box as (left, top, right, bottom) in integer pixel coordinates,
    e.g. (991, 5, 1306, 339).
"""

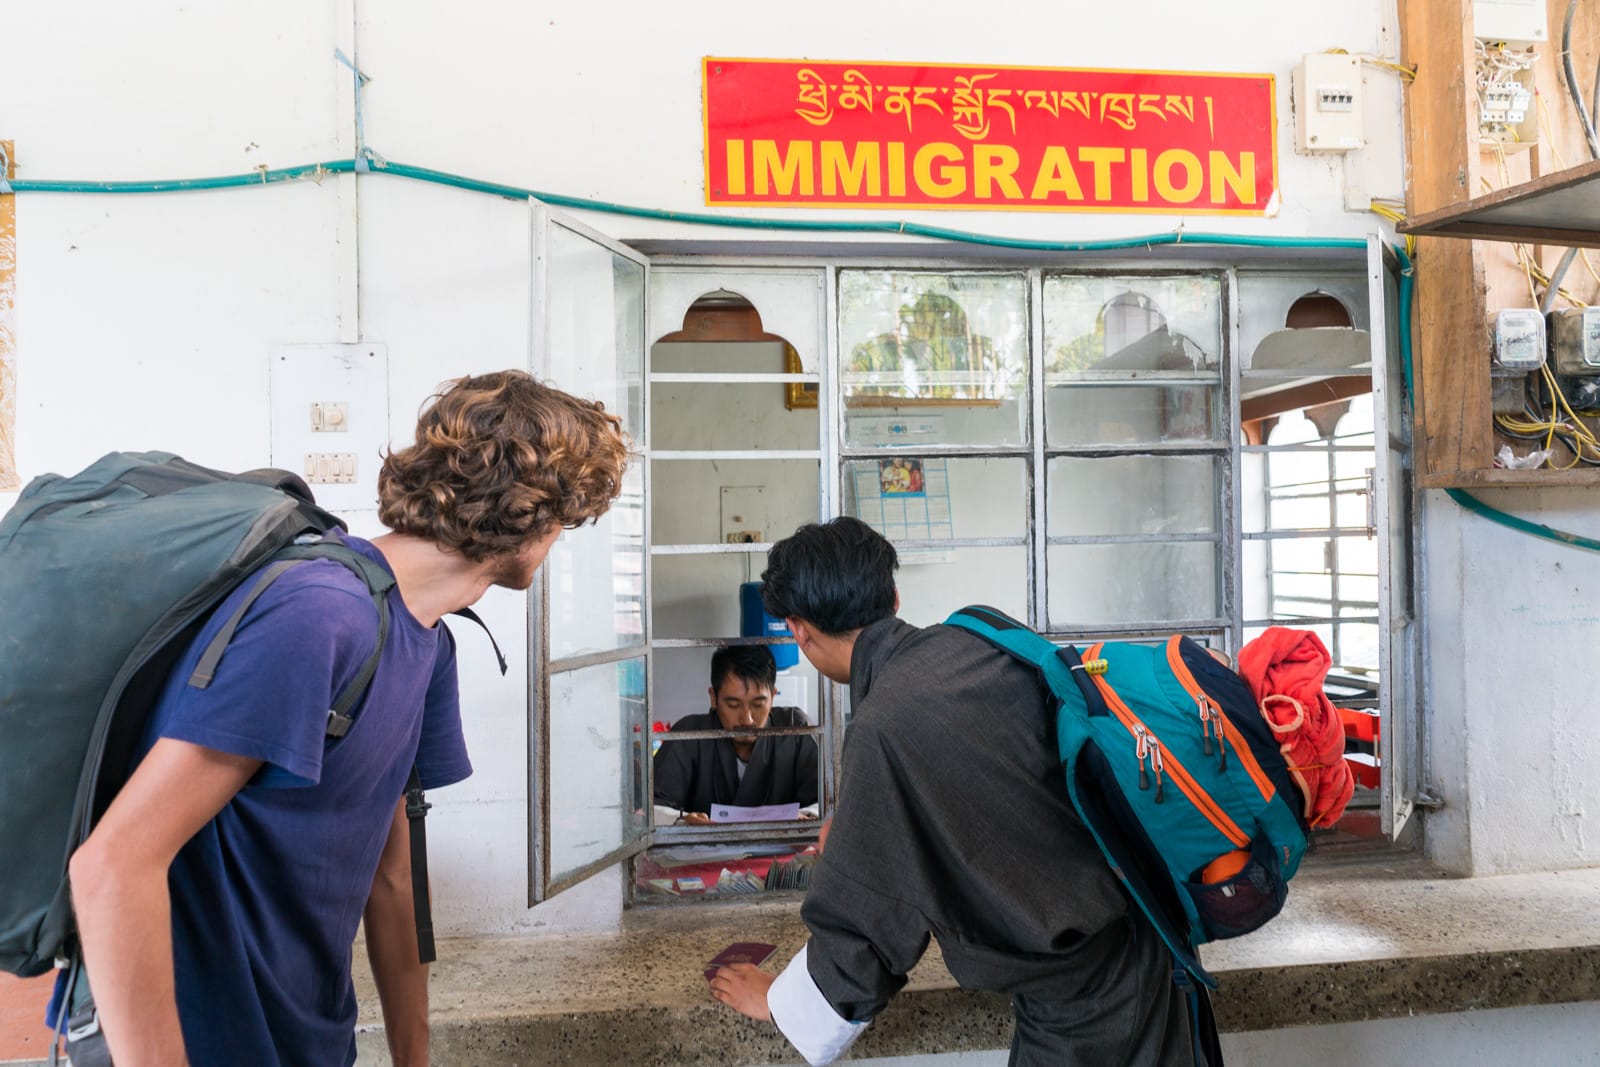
(704, 941, 778, 980)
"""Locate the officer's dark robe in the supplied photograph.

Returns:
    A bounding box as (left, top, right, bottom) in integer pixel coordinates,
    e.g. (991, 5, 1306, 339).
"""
(767, 618, 1195, 1067)
(652, 706, 819, 814)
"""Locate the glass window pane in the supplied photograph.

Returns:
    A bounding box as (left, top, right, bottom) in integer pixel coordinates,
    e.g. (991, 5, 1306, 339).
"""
(546, 222, 644, 437)
(1044, 274, 1222, 376)
(1335, 621, 1380, 674)
(652, 552, 765, 640)
(1047, 456, 1219, 536)
(1242, 538, 1270, 618)
(843, 457, 1025, 541)
(1335, 448, 1375, 481)
(549, 658, 648, 883)
(1266, 536, 1327, 574)
(1048, 542, 1219, 627)
(1272, 572, 1332, 603)
(1341, 573, 1379, 607)
(1047, 382, 1218, 446)
(1044, 274, 1222, 447)
(1271, 495, 1333, 531)
(652, 339, 790, 374)
(1337, 535, 1379, 580)
(651, 459, 820, 547)
(547, 464, 643, 660)
(838, 270, 1029, 447)
(650, 645, 818, 730)
(898, 546, 1029, 628)
(651, 376, 819, 451)
(1335, 486, 1370, 530)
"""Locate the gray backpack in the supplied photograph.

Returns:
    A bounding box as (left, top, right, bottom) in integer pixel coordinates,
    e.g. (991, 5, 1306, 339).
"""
(0, 451, 395, 978)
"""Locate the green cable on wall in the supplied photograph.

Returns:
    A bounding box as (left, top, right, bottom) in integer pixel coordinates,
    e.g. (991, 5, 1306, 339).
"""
(10, 156, 1600, 552)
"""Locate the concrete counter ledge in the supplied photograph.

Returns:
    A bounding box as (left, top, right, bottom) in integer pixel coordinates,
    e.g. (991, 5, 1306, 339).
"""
(352, 859, 1600, 1065)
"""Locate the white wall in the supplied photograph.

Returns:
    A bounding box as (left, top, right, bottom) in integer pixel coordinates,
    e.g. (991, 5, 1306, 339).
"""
(1421, 487, 1600, 876)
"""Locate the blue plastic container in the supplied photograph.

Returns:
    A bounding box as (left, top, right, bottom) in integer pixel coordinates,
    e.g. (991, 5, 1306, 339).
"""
(739, 581, 799, 669)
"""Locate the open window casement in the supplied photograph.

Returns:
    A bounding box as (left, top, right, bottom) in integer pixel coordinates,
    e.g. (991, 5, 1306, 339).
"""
(528, 200, 652, 902)
(1235, 237, 1420, 843)
(1368, 236, 1420, 839)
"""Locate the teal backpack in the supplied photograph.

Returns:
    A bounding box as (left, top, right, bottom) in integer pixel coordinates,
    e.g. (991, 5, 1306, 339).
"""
(945, 605, 1309, 989)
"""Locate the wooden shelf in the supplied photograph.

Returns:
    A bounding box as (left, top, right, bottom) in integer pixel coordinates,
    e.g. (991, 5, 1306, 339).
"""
(1417, 466, 1600, 489)
(1400, 158, 1600, 248)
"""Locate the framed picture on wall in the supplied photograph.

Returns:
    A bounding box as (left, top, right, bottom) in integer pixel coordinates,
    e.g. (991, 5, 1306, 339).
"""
(784, 345, 819, 410)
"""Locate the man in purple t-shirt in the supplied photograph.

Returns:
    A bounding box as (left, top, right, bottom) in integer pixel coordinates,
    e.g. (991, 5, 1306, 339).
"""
(66, 371, 630, 1067)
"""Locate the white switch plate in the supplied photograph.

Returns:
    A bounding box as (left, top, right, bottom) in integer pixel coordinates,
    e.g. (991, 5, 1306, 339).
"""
(720, 486, 767, 544)
(270, 344, 389, 513)
(310, 401, 350, 432)
(305, 452, 358, 484)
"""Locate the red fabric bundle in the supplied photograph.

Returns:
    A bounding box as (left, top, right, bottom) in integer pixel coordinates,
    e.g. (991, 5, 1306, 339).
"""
(1236, 627, 1356, 829)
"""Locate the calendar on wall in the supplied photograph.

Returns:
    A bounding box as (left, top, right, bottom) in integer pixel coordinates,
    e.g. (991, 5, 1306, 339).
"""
(849, 457, 956, 550)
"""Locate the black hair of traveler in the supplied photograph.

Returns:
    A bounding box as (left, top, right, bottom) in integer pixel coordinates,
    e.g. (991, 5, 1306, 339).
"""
(760, 517, 898, 635)
(710, 644, 778, 693)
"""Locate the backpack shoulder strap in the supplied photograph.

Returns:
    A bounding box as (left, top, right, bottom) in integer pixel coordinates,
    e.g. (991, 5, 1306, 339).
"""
(944, 605, 1106, 715)
(186, 539, 395, 738)
(448, 606, 508, 676)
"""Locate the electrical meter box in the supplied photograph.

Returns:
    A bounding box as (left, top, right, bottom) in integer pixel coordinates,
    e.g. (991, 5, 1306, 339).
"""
(1293, 53, 1364, 152)
(1549, 307, 1600, 375)
(1490, 308, 1546, 374)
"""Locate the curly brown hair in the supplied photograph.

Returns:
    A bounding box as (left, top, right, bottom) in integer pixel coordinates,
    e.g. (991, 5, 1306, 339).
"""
(379, 371, 630, 561)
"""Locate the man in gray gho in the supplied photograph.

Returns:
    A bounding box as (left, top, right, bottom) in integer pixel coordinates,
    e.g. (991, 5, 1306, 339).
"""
(710, 516, 1199, 1066)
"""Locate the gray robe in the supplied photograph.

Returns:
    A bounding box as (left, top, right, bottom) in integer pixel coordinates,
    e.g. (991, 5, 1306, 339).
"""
(802, 618, 1195, 1066)
(652, 706, 819, 814)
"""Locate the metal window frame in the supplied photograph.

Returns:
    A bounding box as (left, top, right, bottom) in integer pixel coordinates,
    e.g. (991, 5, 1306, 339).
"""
(639, 265, 839, 859)
(528, 200, 654, 903)
(535, 238, 1422, 908)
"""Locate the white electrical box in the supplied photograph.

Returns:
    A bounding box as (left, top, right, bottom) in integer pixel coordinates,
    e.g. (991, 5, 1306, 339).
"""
(1549, 307, 1600, 375)
(1473, 0, 1547, 43)
(1489, 308, 1546, 373)
(270, 343, 389, 512)
(1293, 53, 1364, 153)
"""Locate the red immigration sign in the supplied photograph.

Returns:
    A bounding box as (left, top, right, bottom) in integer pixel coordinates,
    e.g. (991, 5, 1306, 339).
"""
(702, 57, 1278, 215)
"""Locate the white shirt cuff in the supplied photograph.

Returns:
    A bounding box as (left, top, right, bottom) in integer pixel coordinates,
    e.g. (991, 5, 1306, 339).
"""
(767, 944, 869, 1066)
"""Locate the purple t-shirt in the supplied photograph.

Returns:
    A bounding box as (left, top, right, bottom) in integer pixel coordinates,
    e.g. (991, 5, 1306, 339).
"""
(137, 531, 471, 1066)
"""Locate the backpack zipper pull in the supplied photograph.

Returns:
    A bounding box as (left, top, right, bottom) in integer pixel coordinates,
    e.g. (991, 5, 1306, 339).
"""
(1215, 713, 1229, 772)
(1133, 724, 1150, 791)
(1197, 697, 1214, 756)
(1149, 739, 1166, 804)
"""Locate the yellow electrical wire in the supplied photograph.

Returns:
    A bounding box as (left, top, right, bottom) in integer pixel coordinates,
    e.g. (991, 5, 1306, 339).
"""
(1495, 365, 1600, 468)
(1323, 48, 1418, 82)
(1367, 200, 1417, 258)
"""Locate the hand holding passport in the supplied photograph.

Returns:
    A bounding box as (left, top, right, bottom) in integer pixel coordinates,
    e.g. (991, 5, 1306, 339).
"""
(704, 941, 777, 980)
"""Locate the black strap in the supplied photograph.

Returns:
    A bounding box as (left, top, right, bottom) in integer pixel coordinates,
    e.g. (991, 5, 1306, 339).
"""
(405, 767, 436, 964)
(1174, 969, 1225, 1067)
(232, 466, 318, 504)
(188, 560, 300, 688)
(449, 606, 508, 675)
(1054, 644, 1112, 718)
(187, 542, 394, 738)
